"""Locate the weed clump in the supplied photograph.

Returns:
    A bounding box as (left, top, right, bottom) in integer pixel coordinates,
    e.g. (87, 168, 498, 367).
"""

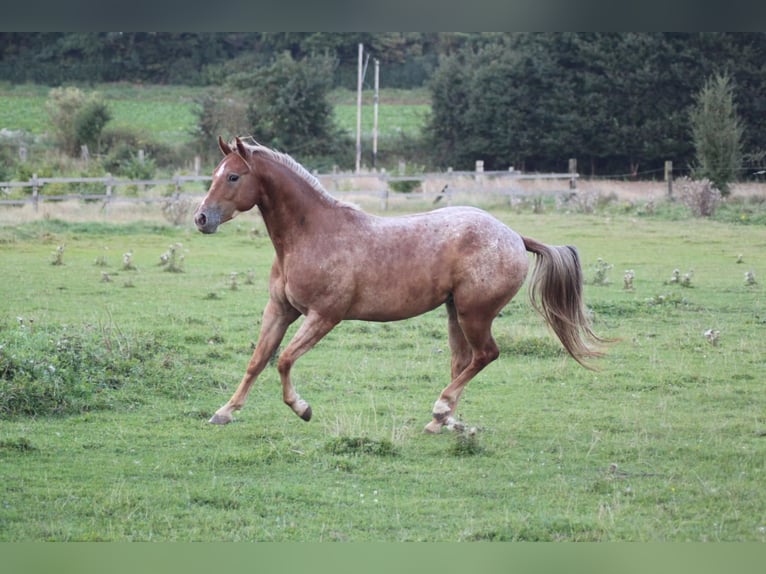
(667, 268, 694, 288)
(50, 245, 65, 266)
(704, 328, 721, 346)
(159, 243, 185, 272)
(161, 195, 195, 226)
(0, 436, 37, 452)
(678, 177, 722, 217)
(0, 321, 171, 417)
(623, 270, 635, 290)
(589, 257, 613, 286)
(325, 436, 399, 457)
(448, 427, 483, 457)
(122, 250, 137, 271)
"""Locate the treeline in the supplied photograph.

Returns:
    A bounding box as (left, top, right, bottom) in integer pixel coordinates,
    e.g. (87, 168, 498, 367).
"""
(0, 32, 460, 88)
(426, 33, 766, 175)
(2, 33, 766, 179)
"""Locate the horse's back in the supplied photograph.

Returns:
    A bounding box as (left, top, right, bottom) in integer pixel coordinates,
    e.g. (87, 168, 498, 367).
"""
(339, 206, 529, 320)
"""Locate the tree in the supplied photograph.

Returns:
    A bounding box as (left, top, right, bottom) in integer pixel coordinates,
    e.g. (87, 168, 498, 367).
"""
(689, 73, 744, 196)
(231, 52, 348, 162)
(45, 87, 111, 157)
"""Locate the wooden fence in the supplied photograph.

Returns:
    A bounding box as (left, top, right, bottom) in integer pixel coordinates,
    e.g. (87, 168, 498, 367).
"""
(0, 164, 579, 213)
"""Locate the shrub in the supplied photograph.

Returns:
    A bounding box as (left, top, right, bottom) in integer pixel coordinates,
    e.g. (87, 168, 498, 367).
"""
(191, 89, 250, 163)
(677, 177, 722, 217)
(46, 87, 111, 157)
(101, 141, 156, 180)
(161, 196, 195, 226)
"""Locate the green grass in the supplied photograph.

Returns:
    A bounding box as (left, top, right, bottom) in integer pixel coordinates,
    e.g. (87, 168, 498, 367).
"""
(1, 203, 765, 541)
(330, 88, 430, 139)
(0, 83, 429, 146)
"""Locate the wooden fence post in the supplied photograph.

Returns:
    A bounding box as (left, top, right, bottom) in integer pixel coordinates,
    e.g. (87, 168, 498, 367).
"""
(380, 169, 389, 211)
(568, 158, 578, 189)
(475, 160, 484, 186)
(104, 173, 113, 216)
(31, 173, 39, 212)
(664, 160, 673, 198)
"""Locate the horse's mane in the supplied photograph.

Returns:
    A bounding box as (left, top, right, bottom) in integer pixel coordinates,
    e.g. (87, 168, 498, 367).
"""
(235, 138, 337, 203)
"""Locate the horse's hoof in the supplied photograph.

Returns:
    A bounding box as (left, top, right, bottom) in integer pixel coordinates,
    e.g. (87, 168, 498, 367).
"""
(423, 420, 443, 434)
(208, 412, 232, 425)
(300, 405, 312, 422)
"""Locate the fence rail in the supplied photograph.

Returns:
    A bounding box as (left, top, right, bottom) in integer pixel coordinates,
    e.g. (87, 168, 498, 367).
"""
(0, 169, 579, 211)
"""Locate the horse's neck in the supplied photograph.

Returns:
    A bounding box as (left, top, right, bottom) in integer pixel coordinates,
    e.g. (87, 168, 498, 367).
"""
(258, 169, 343, 256)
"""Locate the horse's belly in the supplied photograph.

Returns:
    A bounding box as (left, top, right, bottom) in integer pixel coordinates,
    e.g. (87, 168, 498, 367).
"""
(345, 271, 450, 321)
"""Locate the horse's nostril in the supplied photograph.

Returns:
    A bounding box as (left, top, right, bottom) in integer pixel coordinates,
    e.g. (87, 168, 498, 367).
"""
(196, 212, 207, 226)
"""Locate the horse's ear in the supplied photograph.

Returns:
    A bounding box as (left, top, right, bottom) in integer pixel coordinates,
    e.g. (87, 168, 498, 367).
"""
(234, 137, 251, 160)
(218, 136, 232, 156)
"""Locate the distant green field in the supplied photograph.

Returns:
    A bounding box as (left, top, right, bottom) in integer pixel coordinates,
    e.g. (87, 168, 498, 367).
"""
(1, 200, 765, 541)
(0, 83, 429, 145)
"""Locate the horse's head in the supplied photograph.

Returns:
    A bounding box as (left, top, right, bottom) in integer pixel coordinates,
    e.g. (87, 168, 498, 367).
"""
(194, 136, 260, 234)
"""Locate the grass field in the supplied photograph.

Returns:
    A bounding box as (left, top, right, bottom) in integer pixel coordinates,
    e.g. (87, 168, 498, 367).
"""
(1, 196, 765, 541)
(0, 83, 429, 146)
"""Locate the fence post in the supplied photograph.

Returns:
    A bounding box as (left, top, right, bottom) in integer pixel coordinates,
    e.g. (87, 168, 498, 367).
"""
(568, 158, 578, 189)
(475, 160, 484, 186)
(664, 160, 673, 198)
(380, 169, 389, 211)
(31, 173, 39, 212)
(104, 173, 113, 216)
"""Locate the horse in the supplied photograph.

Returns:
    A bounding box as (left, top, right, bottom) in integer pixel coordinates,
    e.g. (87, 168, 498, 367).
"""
(194, 137, 604, 433)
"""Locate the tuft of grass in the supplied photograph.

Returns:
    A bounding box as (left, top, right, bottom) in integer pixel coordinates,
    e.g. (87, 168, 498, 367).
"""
(0, 436, 36, 452)
(324, 436, 399, 457)
(447, 428, 483, 457)
(0, 321, 181, 417)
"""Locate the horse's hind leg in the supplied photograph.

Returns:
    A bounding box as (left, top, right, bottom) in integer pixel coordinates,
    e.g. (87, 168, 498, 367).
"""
(424, 310, 499, 433)
(446, 298, 472, 381)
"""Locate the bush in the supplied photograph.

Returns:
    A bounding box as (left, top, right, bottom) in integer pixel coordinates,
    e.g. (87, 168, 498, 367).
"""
(191, 89, 250, 163)
(46, 87, 112, 157)
(678, 177, 722, 217)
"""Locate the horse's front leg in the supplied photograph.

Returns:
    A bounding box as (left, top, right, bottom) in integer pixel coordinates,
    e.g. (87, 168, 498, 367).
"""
(209, 300, 299, 424)
(276, 311, 339, 421)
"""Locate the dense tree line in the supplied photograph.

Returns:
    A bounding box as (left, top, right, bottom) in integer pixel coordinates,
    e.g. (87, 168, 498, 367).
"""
(0, 32, 460, 88)
(2, 33, 765, 178)
(426, 33, 766, 176)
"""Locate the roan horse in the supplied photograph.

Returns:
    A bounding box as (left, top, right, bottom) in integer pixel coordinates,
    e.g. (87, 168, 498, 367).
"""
(194, 137, 604, 433)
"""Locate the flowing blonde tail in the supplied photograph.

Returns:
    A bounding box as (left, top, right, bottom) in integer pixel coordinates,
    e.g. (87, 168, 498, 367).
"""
(523, 237, 605, 368)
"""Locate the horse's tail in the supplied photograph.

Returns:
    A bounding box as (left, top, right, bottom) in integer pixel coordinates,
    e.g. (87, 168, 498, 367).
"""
(522, 236, 606, 369)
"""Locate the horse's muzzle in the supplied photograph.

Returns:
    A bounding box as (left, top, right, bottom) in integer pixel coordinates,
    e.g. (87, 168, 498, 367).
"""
(194, 207, 221, 234)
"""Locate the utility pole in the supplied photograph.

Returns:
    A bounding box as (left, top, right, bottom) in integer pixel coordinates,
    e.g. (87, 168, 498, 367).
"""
(372, 58, 379, 169)
(355, 43, 363, 173)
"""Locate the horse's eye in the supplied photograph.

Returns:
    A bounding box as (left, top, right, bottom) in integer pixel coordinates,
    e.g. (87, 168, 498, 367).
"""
(227, 173, 240, 183)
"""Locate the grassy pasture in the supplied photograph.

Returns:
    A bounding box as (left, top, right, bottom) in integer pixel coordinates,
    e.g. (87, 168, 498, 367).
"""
(1, 198, 765, 542)
(0, 84, 428, 146)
